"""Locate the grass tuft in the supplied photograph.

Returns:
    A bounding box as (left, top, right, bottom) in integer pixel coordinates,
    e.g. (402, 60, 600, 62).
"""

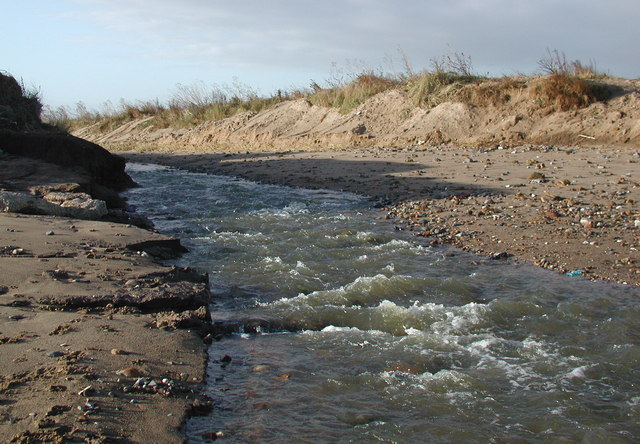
(456, 77, 527, 107)
(308, 73, 401, 113)
(530, 73, 611, 111)
(406, 72, 478, 108)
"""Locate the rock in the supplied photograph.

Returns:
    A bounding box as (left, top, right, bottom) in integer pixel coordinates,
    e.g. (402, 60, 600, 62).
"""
(110, 349, 128, 355)
(188, 398, 214, 417)
(154, 306, 210, 333)
(0, 129, 136, 191)
(580, 218, 593, 229)
(528, 172, 546, 182)
(0, 190, 108, 220)
(1, 190, 63, 216)
(44, 192, 108, 219)
(501, 115, 520, 130)
(46, 351, 65, 358)
(115, 367, 146, 377)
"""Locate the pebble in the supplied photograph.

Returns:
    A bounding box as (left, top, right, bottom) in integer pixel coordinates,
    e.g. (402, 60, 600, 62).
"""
(46, 351, 65, 358)
(46, 231, 55, 236)
(115, 367, 145, 377)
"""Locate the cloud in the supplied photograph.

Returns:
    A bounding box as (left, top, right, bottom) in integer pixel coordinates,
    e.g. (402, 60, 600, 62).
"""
(64, 0, 639, 79)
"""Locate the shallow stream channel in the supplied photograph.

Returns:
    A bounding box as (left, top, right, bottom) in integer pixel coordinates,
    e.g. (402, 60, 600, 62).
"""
(125, 164, 639, 443)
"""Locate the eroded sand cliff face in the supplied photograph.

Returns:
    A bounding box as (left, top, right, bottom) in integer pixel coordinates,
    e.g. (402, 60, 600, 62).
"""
(75, 78, 640, 152)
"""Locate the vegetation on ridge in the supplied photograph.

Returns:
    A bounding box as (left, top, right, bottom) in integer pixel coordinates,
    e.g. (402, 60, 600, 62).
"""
(39, 50, 616, 133)
(0, 71, 45, 131)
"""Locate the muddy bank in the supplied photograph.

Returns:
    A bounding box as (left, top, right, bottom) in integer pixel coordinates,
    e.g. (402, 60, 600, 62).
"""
(122, 144, 639, 286)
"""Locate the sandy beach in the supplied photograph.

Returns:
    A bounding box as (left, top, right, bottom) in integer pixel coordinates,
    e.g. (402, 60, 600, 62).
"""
(0, 212, 212, 442)
(122, 143, 639, 287)
(0, 143, 213, 442)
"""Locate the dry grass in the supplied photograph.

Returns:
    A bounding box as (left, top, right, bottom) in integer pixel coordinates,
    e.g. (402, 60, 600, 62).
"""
(537, 48, 606, 79)
(405, 72, 477, 108)
(308, 73, 401, 113)
(46, 83, 293, 132)
(456, 77, 528, 107)
(44, 50, 616, 131)
(529, 73, 611, 111)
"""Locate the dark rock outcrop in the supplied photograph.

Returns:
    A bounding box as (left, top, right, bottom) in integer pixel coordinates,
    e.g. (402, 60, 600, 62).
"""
(0, 130, 136, 191)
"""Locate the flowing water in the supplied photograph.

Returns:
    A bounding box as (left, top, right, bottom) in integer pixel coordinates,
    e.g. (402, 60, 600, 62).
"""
(125, 164, 640, 443)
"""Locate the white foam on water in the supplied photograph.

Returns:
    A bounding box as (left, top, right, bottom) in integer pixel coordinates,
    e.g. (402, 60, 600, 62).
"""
(565, 365, 590, 380)
(251, 202, 311, 219)
(212, 230, 268, 242)
(429, 302, 490, 335)
(378, 368, 476, 397)
(126, 163, 171, 173)
(260, 256, 282, 264)
(321, 325, 361, 333)
(370, 239, 418, 251)
(261, 274, 416, 308)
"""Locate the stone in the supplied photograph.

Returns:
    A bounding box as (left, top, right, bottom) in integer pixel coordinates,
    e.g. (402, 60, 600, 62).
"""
(110, 349, 128, 355)
(115, 367, 145, 377)
(0, 190, 107, 220)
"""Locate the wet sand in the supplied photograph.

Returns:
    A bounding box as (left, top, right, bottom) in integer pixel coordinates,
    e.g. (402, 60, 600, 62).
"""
(0, 213, 211, 442)
(122, 144, 639, 286)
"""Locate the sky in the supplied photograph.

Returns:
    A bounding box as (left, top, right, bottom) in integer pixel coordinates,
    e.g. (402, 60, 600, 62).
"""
(3, 0, 639, 110)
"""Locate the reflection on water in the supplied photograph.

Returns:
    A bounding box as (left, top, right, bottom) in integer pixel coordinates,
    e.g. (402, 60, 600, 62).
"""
(126, 164, 640, 443)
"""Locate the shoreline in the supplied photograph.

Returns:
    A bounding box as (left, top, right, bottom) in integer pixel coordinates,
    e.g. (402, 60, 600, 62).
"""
(120, 144, 639, 287)
(0, 149, 213, 441)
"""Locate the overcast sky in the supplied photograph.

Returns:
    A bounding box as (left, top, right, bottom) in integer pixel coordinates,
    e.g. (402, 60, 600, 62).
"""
(3, 0, 639, 110)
